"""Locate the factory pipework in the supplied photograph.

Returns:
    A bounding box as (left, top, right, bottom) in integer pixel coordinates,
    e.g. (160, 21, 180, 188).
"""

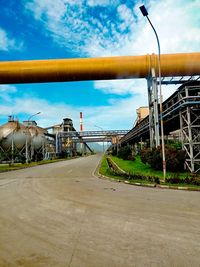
(0, 53, 200, 84)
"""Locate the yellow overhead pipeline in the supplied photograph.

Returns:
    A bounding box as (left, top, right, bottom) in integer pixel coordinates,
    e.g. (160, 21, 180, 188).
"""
(0, 52, 200, 84)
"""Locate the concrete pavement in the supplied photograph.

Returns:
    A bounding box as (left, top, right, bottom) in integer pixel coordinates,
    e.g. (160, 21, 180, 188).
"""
(0, 154, 200, 267)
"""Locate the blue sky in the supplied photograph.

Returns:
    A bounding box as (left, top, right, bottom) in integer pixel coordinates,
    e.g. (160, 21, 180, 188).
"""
(0, 0, 199, 130)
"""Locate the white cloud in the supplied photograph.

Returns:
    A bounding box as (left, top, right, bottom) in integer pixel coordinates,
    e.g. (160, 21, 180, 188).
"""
(0, 94, 140, 130)
(0, 81, 177, 131)
(94, 79, 146, 95)
(87, 0, 121, 7)
(0, 85, 17, 102)
(87, 0, 111, 7)
(25, 0, 200, 58)
(25, 0, 135, 57)
(0, 27, 24, 51)
(25, 0, 200, 93)
(117, 4, 134, 26)
(19, 0, 199, 129)
(93, 78, 177, 104)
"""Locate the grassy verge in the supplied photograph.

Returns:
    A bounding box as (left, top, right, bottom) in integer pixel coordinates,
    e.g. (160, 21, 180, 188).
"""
(99, 155, 111, 176)
(99, 155, 200, 189)
(99, 156, 156, 185)
(110, 155, 190, 179)
(0, 158, 75, 173)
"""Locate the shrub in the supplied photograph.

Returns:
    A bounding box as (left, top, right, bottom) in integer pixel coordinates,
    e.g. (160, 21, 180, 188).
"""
(20, 155, 26, 164)
(111, 147, 117, 156)
(154, 177, 160, 184)
(141, 147, 162, 170)
(141, 146, 186, 172)
(190, 177, 200, 186)
(127, 154, 136, 161)
(166, 140, 182, 150)
(117, 146, 132, 160)
(166, 174, 181, 184)
(166, 174, 200, 186)
(165, 147, 185, 172)
(141, 148, 151, 164)
(185, 174, 200, 186)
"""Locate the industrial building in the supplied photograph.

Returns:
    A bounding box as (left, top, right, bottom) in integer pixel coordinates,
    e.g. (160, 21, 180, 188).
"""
(0, 114, 126, 163)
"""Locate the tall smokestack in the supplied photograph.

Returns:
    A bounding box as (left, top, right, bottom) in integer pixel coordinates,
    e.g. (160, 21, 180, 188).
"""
(80, 112, 83, 131)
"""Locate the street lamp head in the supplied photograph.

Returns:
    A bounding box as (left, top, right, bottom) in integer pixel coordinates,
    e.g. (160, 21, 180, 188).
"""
(27, 111, 41, 122)
(139, 5, 148, 17)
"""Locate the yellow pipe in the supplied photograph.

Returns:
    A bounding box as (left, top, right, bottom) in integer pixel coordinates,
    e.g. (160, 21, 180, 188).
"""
(0, 52, 199, 84)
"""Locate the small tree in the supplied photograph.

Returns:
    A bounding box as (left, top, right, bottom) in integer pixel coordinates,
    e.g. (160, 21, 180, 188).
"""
(117, 146, 132, 160)
(141, 146, 186, 172)
(111, 147, 117, 156)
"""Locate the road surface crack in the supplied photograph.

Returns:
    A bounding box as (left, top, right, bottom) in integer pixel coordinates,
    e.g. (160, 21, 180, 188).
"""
(68, 209, 87, 267)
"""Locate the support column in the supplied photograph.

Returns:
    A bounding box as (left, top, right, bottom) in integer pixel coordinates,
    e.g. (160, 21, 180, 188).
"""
(55, 132, 58, 154)
(147, 68, 160, 148)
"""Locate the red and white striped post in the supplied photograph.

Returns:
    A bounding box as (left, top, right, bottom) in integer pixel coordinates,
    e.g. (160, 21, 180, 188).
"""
(80, 112, 83, 132)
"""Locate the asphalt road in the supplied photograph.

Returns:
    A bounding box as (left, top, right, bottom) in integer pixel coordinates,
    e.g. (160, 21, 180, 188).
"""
(0, 154, 200, 267)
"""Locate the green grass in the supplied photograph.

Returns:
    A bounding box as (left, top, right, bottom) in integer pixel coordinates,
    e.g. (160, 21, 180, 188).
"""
(110, 155, 191, 179)
(99, 155, 116, 178)
(98, 155, 200, 189)
(99, 155, 131, 181)
(99, 156, 156, 184)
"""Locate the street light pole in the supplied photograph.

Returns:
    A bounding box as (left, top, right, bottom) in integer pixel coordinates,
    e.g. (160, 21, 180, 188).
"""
(139, 5, 166, 179)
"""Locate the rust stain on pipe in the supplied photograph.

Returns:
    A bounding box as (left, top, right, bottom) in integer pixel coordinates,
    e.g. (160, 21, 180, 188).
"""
(0, 53, 199, 84)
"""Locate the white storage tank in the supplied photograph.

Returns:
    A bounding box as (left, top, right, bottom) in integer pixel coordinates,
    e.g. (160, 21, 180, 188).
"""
(0, 116, 31, 150)
(23, 120, 47, 150)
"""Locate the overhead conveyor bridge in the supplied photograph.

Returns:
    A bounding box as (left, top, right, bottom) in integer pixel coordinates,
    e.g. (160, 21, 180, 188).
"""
(62, 130, 129, 137)
(55, 130, 128, 150)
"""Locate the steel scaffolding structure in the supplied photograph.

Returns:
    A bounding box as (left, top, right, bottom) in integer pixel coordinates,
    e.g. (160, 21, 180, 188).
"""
(120, 81, 200, 173)
(178, 85, 200, 172)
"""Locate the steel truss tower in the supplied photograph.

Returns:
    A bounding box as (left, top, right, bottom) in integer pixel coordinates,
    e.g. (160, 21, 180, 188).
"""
(179, 85, 200, 173)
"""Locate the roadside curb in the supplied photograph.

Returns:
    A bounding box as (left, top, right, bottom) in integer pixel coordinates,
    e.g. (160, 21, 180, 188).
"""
(98, 171, 200, 191)
(97, 157, 200, 192)
(156, 184, 200, 191)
